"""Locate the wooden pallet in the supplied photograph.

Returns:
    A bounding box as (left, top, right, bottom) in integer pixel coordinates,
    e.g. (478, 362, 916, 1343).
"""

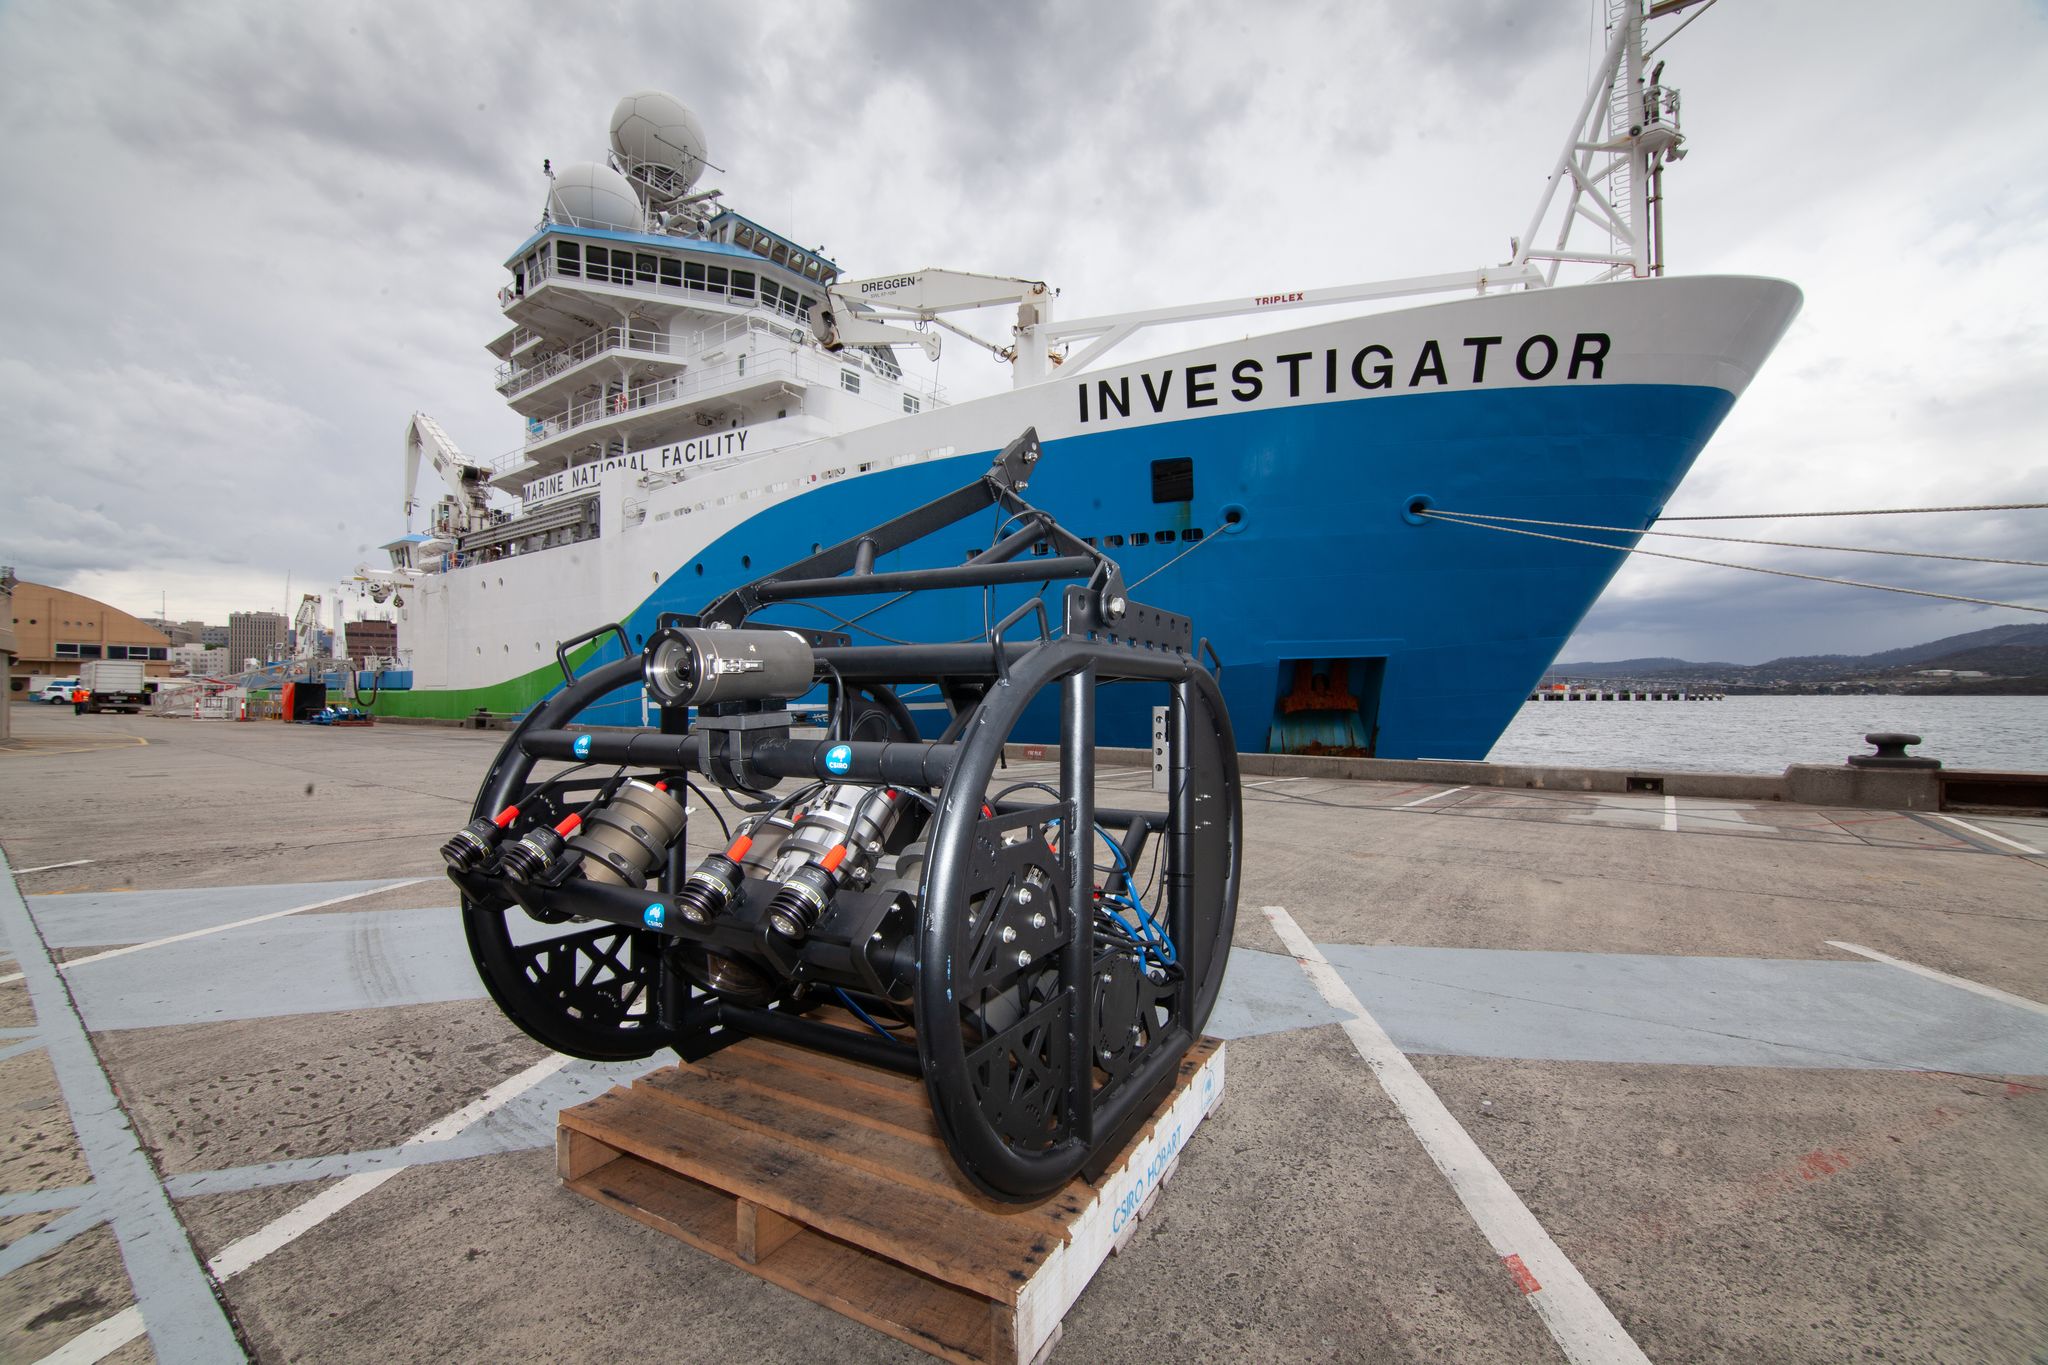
(558, 1028, 1226, 1365)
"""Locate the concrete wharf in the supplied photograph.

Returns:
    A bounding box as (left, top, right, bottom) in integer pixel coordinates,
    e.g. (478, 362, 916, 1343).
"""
(0, 704, 2043, 1363)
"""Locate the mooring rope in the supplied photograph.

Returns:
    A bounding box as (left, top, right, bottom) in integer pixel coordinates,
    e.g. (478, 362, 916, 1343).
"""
(1654, 502, 2048, 520)
(1127, 525, 1228, 590)
(1417, 510, 2048, 568)
(1416, 511, 2048, 614)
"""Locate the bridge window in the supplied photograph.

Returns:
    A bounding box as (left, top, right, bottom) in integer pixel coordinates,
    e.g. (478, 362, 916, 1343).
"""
(684, 261, 706, 290)
(556, 241, 580, 277)
(731, 270, 755, 301)
(659, 257, 682, 287)
(708, 265, 728, 291)
(804, 258, 823, 281)
(903, 395, 919, 414)
(634, 253, 655, 283)
(735, 226, 755, 249)
(841, 369, 861, 393)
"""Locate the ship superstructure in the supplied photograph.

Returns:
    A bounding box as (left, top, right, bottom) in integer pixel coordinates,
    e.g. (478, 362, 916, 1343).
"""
(364, 2, 1801, 759)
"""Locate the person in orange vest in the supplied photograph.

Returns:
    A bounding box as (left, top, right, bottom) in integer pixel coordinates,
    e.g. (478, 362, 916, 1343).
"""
(71, 687, 89, 715)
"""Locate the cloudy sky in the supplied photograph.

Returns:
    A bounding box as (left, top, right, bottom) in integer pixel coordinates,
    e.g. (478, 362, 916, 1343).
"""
(1, 0, 2043, 662)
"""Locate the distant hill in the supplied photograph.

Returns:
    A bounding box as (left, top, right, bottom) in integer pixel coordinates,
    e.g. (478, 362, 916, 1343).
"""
(1553, 624, 2048, 694)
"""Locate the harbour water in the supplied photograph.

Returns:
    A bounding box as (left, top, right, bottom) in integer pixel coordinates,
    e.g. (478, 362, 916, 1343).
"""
(1486, 694, 2048, 774)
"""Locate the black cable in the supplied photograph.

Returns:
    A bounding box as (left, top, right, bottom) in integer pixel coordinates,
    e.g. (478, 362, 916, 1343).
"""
(818, 659, 848, 738)
(991, 780, 1063, 806)
(681, 775, 732, 841)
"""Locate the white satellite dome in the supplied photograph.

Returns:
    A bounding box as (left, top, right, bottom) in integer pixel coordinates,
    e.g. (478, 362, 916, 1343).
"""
(547, 160, 643, 231)
(610, 91, 708, 201)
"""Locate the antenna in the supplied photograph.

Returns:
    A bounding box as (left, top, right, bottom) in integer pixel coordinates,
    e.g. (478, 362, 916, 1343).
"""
(1508, 0, 1700, 284)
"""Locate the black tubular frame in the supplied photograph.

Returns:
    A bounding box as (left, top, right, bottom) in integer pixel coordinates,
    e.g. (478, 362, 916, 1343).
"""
(449, 428, 1242, 1201)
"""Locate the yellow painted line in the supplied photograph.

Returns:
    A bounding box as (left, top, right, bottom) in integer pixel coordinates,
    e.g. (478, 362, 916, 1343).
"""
(0, 737, 149, 757)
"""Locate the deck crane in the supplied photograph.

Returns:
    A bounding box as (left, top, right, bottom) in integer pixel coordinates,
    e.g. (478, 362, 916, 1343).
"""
(809, 269, 1059, 378)
(401, 412, 494, 538)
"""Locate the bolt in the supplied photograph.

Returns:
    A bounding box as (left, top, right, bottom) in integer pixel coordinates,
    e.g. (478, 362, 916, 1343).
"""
(1017, 886, 1033, 905)
(1015, 949, 1033, 968)
(1001, 925, 1018, 944)
(1105, 595, 1127, 620)
(1029, 912, 1048, 930)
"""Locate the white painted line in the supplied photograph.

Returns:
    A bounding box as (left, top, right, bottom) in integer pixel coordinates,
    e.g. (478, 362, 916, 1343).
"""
(1826, 940, 2048, 1019)
(1662, 794, 1679, 833)
(38, 1310, 144, 1365)
(0, 879, 432, 986)
(1934, 814, 2044, 857)
(10, 860, 94, 876)
(0, 854, 243, 1361)
(1246, 777, 1311, 789)
(210, 1051, 572, 1278)
(1399, 785, 1469, 808)
(1262, 906, 1650, 1365)
(41, 1052, 575, 1364)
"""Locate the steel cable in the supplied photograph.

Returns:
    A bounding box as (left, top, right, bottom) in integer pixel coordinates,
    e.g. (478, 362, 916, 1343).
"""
(1418, 510, 2048, 567)
(1652, 502, 2048, 520)
(1127, 526, 1227, 590)
(1417, 511, 2048, 614)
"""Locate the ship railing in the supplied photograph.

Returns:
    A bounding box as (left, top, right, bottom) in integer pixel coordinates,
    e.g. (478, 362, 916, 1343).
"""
(494, 326, 673, 395)
(518, 345, 944, 449)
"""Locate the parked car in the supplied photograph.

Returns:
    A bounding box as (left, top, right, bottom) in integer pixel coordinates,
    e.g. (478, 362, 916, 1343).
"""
(37, 678, 79, 704)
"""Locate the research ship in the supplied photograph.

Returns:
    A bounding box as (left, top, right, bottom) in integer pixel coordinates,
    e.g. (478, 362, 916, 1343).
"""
(361, 1, 1799, 758)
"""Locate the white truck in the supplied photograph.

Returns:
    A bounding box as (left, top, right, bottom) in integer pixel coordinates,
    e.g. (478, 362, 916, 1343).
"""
(76, 660, 150, 714)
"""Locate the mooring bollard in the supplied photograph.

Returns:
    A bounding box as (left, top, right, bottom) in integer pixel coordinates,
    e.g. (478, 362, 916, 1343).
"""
(1847, 732, 1941, 770)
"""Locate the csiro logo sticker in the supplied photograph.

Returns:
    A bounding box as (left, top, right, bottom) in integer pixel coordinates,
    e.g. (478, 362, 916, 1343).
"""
(643, 902, 666, 929)
(825, 743, 853, 775)
(573, 734, 592, 758)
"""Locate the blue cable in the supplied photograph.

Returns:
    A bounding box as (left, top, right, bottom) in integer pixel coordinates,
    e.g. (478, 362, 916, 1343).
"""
(835, 988, 906, 1044)
(1045, 817, 1181, 966)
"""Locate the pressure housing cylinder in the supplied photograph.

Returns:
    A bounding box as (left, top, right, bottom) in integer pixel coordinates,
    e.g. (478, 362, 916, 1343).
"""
(567, 779, 688, 888)
(643, 626, 814, 708)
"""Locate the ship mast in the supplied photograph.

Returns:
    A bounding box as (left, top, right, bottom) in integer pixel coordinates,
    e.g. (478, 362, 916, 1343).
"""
(1510, 0, 1709, 284)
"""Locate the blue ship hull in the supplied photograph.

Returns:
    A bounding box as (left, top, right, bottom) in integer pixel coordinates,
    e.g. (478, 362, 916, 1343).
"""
(567, 379, 1732, 759)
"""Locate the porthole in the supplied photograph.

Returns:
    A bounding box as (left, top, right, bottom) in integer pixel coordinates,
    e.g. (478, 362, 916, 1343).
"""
(694, 563, 704, 576)
(741, 555, 752, 569)
(1219, 504, 1248, 534)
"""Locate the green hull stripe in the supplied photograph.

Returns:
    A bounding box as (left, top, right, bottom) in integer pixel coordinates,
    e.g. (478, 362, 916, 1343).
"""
(359, 643, 601, 720)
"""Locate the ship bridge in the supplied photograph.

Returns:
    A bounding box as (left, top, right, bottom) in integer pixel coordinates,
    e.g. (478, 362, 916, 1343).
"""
(485, 218, 940, 491)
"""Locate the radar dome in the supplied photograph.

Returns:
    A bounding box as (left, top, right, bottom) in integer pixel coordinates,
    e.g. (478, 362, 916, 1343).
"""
(547, 160, 643, 231)
(610, 91, 708, 200)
